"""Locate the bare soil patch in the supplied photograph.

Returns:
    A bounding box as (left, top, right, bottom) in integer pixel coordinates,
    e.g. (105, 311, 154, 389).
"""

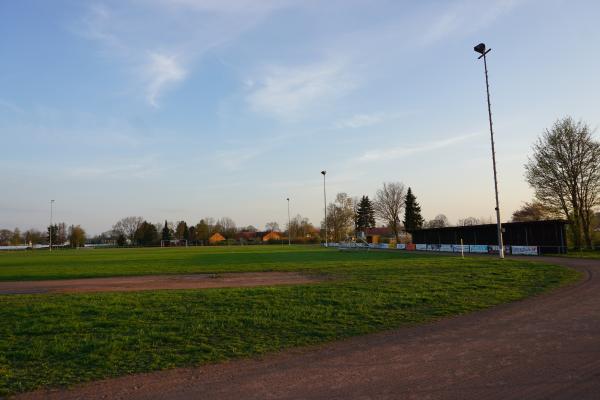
(0, 272, 324, 295)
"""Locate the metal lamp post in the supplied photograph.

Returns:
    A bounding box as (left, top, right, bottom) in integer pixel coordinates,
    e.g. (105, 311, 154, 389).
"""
(49, 199, 55, 251)
(474, 42, 504, 259)
(321, 171, 328, 247)
(286, 197, 291, 246)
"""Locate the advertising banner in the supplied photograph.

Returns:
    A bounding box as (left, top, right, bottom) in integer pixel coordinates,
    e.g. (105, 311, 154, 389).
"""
(469, 245, 488, 253)
(427, 244, 441, 251)
(511, 246, 538, 255)
(379, 243, 389, 249)
(396, 243, 406, 250)
(488, 245, 511, 254)
(452, 244, 469, 253)
(440, 244, 453, 252)
(406, 243, 416, 251)
(416, 244, 427, 251)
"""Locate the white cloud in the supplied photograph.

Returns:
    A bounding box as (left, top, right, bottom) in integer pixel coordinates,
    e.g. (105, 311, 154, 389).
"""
(247, 60, 357, 120)
(359, 132, 480, 162)
(143, 52, 187, 107)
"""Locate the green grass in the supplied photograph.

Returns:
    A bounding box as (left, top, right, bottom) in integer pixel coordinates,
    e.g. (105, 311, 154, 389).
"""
(0, 246, 579, 396)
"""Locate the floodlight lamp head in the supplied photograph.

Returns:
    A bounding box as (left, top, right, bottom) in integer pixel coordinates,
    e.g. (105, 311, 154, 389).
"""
(321, 170, 326, 175)
(474, 43, 486, 54)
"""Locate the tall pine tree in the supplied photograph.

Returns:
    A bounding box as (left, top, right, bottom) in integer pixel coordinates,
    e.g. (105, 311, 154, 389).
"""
(403, 187, 424, 230)
(355, 195, 376, 232)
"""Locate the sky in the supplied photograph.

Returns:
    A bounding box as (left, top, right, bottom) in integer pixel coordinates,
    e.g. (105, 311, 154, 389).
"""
(1, 0, 599, 235)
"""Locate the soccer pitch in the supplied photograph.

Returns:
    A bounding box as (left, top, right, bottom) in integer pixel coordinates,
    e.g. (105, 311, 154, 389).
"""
(0, 246, 578, 395)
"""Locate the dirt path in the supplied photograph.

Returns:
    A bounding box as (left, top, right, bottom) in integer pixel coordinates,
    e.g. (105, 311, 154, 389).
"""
(14, 257, 600, 400)
(0, 272, 323, 294)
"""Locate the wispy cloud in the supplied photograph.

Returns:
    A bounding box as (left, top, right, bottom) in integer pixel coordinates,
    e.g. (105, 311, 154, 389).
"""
(359, 132, 480, 162)
(66, 157, 163, 179)
(334, 111, 413, 129)
(143, 52, 187, 107)
(247, 60, 357, 120)
(420, 0, 523, 46)
(0, 99, 24, 114)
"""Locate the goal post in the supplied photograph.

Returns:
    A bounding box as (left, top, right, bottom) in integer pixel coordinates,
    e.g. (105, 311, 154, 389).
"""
(160, 239, 188, 247)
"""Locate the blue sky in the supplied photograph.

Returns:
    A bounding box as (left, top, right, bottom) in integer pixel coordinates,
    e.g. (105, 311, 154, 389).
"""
(1, 0, 599, 234)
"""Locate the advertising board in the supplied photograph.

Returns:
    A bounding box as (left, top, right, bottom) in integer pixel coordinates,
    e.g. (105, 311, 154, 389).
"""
(511, 246, 538, 255)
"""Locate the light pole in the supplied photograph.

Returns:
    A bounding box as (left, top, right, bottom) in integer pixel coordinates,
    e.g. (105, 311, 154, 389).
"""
(474, 42, 504, 259)
(321, 170, 328, 247)
(49, 199, 55, 251)
(286, 197, 291, 246)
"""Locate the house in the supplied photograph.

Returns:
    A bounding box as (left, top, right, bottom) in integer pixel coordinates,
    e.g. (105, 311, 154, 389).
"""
(364, 227, 410, 245)
(259, 231, 282, 242)
(208, 232, 226, 244)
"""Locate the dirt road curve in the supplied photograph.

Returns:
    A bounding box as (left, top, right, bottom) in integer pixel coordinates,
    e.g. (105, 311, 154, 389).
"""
(15, 257, 600, 400)
(0, 272, 323, 294)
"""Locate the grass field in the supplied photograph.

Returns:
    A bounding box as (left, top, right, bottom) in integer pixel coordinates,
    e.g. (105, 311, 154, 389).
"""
(0, 246, 579, 396)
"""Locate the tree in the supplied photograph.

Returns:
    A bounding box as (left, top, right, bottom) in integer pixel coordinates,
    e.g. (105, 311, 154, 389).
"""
(24, 229, 43, 245)
(161, 220, 172, 242)
(195, 219, 210, 243)
(57, 222, 67, 245)
(458, 217, 480, 226)
(355, 196, 376, 233)
(425, 214, 449, 228)
(68, 225, 86, 248)
(47, 224, 58, 248)
(217, 217, 237, 238)
(403, 188, 424, 231)
(135, 221, 159, 246)
(265, 221, 279, 232)
(287, 214, 316, 240)
(323, 192, 355, 241)
(116, 233, 127, 247)
(175, 221, 189, 240)
(0, 229, 11, 246)
(525, 117, 600, 249)
(113, 217, 144, 243)
(10, 228, 22, 245)
(373, 182, 406, 241)
(512, 201, 558, 222)
(188, 226, 197, 243)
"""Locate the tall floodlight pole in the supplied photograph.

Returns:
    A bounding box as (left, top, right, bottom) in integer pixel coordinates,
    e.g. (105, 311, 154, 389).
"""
(49, 199, 55, 252)
(321, 171, 328, 247)
(286, 197, 291, 246)
(474, 43, 504, 259)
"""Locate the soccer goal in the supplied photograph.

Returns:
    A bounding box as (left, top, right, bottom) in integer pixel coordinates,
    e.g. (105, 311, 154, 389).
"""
(160, 239, 188, 247)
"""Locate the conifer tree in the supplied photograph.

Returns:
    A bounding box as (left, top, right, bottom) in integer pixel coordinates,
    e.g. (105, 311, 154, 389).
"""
(403, 187, 424, 230)
(161, 220, 171, 241)
(355, 195, 376, 233)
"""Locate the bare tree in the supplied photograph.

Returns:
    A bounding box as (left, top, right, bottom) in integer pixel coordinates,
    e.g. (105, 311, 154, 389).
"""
(458, 217, 480, 226)
(113, 216, 144, 242)
(323, 193, 355, 241)
(265, 221, 279, 232)
(425, 214, 449, 228)
(217, 217, 237, 238)
(525, 117, 600, 248)
(287, 214, 316, 240)
(373, 182, 406, 241)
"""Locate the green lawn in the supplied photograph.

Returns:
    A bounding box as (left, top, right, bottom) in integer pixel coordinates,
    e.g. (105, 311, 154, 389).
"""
(0, 246, 579, 396)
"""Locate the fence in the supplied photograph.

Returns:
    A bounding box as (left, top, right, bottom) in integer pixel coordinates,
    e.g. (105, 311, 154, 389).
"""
(327, 242, 543, 256)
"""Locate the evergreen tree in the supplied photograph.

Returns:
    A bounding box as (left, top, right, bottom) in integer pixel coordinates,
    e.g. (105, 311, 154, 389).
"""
(161, 220, 172, 241)
(403, 187, 424, 230)
(355, 195, 376, 232)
